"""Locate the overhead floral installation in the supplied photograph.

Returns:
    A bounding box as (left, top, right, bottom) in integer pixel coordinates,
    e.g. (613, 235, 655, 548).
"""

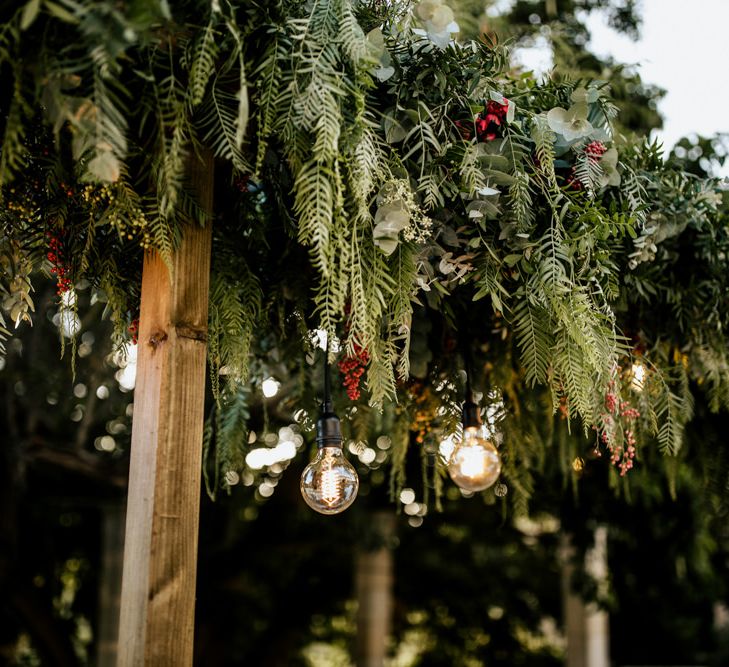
(0, 0, 727, 509)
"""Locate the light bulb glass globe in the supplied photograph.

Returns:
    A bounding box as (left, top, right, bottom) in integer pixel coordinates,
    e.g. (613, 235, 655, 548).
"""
(300, 446, 359, 514)
(447, 426, 501, 492)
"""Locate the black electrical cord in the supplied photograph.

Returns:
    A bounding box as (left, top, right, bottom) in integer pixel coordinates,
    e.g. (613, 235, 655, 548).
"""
(457, 326, 481, 428)
(323, 337, 331, 409)
(317, 335, 342, 448)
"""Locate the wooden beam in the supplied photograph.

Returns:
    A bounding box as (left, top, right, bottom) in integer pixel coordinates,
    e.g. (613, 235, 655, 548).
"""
(118, 151, 214, 665)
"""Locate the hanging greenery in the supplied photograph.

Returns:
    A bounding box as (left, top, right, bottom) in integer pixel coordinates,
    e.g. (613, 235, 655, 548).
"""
(1, 0, 727, 508)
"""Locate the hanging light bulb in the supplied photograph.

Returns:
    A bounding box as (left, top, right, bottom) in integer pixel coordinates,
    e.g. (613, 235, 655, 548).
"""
(300, 352, 359, 514)
(447, 395, 501, 492)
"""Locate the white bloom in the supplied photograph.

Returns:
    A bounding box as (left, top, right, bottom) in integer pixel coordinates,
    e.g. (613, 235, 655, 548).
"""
(415, 0, 459, 49)
(547, 103, 593, 142)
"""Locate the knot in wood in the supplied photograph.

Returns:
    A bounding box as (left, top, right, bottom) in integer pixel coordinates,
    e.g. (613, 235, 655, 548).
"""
(148, 331, 168, 349)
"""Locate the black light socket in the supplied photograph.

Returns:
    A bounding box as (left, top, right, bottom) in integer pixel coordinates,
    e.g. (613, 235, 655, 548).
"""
(462, 400, 482, 429)
(316, 400, 343, 449)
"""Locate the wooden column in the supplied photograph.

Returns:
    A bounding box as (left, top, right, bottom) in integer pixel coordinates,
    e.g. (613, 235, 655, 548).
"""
(118, 151, 214, 666)
(355, 512, 396, 667)
(96, 501, 125, 667)
(561, 526, 610, 667)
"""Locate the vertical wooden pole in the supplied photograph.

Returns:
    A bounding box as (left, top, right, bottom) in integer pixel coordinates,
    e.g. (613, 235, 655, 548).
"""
(561, 526, 610, 667)
(96, 501, 125, 667)
(118, 151, 214, 666)
(355, 511, 396, 667)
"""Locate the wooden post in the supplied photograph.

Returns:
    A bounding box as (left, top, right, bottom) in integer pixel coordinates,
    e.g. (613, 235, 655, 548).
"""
(117, 151, 214, 666)
(355, 511, 396, 667)
(561, 526, 610, 667)
(96, 501, 125, 667)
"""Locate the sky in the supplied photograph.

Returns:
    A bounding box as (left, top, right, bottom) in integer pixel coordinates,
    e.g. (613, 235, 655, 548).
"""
(505, 0, 729, 176)
(584, 0, 729, 174)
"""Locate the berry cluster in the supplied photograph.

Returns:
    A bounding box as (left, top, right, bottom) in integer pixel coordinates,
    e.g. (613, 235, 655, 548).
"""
(338, 344, 369, 401)
(45, 230, 72, 295)
(128, 318, 140, 345)
(234, 174, 250, 192)
(408, 380, 434, 445)
(81, 184, 152, 249)
(595, 377, 641, 476)
(585, 140, 607, 160)
(59, 181, 75, 198)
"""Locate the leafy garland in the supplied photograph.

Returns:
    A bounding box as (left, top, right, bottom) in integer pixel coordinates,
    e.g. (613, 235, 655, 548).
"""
(1, 0, 727, 508)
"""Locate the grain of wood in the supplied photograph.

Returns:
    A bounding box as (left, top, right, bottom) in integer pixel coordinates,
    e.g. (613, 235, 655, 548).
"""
(355, 512, 396, 667)
(118, 149, 214, 666)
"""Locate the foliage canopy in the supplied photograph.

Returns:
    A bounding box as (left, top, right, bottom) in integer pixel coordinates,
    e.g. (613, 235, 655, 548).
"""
(1, 0, 728, 509)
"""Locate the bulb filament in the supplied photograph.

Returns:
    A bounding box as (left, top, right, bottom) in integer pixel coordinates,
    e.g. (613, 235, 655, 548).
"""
(321, 468, 340, 505)
(458, 445, 488, 478)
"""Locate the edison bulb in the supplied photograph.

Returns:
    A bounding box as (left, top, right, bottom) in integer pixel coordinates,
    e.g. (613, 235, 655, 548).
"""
(301, 446, 359, 514)
(630, 362, 646, 392)
(447, 426, 501, 492)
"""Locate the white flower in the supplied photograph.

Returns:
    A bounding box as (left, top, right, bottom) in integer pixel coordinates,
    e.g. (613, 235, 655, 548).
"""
(597, 148, 621, 188)
(547, 102, 593, 142)
(414, 0, 459, 49)
(570, 86, 600, 105)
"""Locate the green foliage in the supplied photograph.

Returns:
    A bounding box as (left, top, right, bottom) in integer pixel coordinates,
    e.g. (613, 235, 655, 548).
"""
(203, 384, 251, 500)
(1, 0, 728, 502)
(208, 260, 262, 398)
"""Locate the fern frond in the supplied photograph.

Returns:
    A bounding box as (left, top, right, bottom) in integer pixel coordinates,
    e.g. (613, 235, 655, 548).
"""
(0, 68, 31, 185)
(508, 169, 535, 231)
(293, 159, 335, 273)
(572, 150, 603, 199)
(199, 81, 249, 172)
(187, 21, 219, 109)
(512, 297, 553, 387)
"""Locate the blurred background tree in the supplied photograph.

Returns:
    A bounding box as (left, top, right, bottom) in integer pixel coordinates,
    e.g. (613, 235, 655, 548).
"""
(454, 0, 664, 134)
(0, 279, 130, 666)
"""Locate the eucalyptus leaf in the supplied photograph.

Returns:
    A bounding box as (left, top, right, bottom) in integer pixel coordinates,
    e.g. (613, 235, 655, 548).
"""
(374, 203, 409, 227)
(476, 153, 511, 171)
(373, 236, 399, 255)
(467, 199, 500, 220)
(20, 0, 41, 30)
(494, 170, 518, 186)
(382, 115, 408, 143)
(374, 66, 395, 82)
(366, 27, 385, 50)
(44, 1, 79, 23)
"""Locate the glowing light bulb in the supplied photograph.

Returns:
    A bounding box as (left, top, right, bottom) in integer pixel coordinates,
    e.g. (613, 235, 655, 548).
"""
(630, 362, 646, 392)
(301, 394, 359, 514)
(447, 425, 501, 492)
(301, 446, 359, 514)
(262, 377, 280, 398)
